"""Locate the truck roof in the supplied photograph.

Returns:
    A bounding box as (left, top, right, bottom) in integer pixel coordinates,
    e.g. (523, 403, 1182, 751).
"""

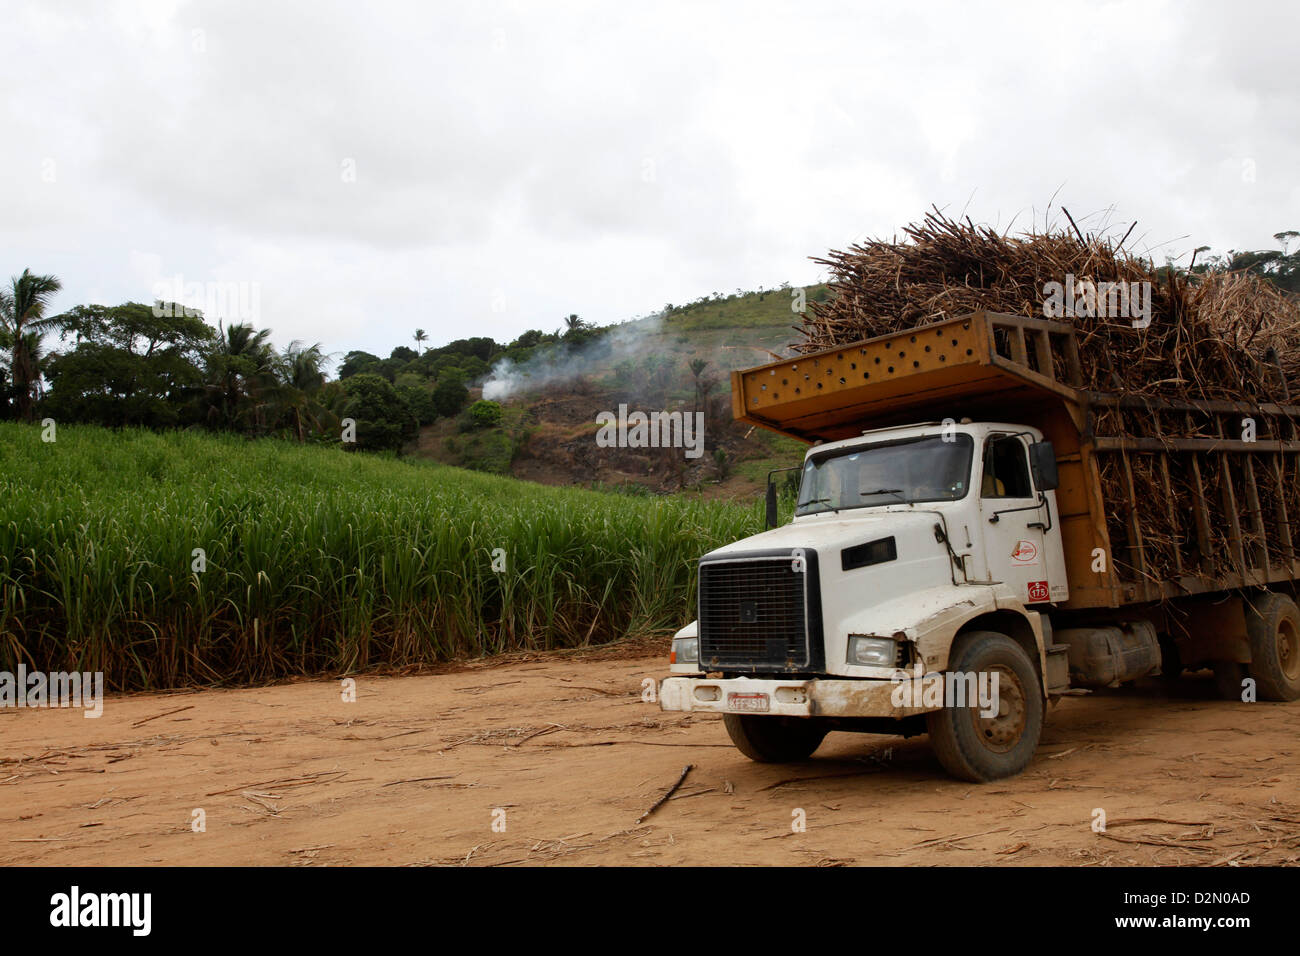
(807, 420, 1042, 458)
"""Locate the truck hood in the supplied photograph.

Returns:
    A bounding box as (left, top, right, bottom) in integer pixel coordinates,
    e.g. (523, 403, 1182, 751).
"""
(702, 509, 943, 561)
(698, 508, 967, 677)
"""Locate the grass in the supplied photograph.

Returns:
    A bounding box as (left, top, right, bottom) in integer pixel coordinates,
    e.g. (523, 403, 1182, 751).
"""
(734, 428, 807, 488)
(0, 423, 767, 691)
(612, 284, 830, 359)
(663, 284, 829, 333)
(446, 406, 532, 475)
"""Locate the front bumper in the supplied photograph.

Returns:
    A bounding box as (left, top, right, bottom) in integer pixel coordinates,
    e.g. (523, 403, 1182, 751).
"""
(659, 676, 937, 718)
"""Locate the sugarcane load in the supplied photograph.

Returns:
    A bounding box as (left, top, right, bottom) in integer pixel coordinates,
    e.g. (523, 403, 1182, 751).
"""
(659, 208, 1300, 782)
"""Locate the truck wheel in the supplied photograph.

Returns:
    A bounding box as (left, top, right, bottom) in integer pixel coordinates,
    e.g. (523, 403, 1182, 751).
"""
(1213, 661, 1248, 701)
(925, 631, 1043, 782)
(723, 714, 827, 763)
(1246, 592, 1300, 702)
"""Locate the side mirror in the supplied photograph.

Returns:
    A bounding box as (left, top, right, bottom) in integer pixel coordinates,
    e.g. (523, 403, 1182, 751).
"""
(1029, 440, 1059, 492)
(765, 464, 802, 529)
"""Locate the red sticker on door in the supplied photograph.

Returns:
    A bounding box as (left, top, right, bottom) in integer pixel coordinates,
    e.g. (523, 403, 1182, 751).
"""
(1011, 539, 1039, 565)
(1027, 580, 1050, 602)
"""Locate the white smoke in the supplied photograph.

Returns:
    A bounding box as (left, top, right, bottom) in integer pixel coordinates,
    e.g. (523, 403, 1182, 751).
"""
(480, 313, 665, 401)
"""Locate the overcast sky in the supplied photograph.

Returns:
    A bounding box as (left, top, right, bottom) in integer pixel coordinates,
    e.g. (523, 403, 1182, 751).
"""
(2, 0, 1296, 364)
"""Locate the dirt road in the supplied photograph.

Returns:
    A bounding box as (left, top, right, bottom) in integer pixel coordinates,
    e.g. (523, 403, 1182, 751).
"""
(3, 646, 1298, 866)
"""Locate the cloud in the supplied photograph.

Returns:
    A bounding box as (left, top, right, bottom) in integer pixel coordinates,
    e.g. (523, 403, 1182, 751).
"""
(1, 0, 1296, 364)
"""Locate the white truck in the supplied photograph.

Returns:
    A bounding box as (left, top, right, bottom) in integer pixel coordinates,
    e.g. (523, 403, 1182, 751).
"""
(660, 311, 1300, 780)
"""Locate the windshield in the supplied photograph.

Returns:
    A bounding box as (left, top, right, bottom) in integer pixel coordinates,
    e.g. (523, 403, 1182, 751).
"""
(796, 434, 974, 515)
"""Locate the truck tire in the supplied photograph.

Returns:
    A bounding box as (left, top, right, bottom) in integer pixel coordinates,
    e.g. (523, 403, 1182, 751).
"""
(925, 631, 1043, 782)
(723, 714, 827, 763)
(1245, 592, 1300, 702)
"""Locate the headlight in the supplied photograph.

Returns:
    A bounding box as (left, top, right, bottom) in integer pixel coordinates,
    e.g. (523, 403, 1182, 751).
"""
(671, 636, 699, 664)
(847, 635, 898, 667)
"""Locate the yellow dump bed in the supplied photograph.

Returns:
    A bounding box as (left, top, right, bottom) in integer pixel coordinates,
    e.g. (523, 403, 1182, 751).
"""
(731, 311, 1083, 443)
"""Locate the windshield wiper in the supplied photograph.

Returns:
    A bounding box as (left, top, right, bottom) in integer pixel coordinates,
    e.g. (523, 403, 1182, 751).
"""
(860, 487, 906, 502)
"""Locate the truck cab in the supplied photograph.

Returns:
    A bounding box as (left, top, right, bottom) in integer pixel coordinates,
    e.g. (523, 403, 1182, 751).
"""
(661, 419, 1068, 780)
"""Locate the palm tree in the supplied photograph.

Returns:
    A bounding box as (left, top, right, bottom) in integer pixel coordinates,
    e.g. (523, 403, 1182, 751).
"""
(413, 328, 427, 354)
(0, 269, 63, 421)
(21, 331, 48, 403)
(204, 321, 277, 432)
(271, 341, 331, 441)
(0, 329, 48, 418)
(282, 341, 326, 392)
(0, 324, 8, 414)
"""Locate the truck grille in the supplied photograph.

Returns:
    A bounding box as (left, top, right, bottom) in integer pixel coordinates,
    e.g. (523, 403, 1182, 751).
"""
(698, 552, 817, 671)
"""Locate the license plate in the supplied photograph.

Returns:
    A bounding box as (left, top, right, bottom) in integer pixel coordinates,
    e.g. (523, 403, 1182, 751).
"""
(728, 692, 770, 713)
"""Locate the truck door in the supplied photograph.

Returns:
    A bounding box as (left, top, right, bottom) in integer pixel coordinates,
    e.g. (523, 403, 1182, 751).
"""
(979, 433, 1052, 605)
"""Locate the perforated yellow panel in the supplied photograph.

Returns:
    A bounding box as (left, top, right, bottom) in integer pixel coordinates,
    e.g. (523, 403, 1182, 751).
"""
(733, 316, 1001, 442)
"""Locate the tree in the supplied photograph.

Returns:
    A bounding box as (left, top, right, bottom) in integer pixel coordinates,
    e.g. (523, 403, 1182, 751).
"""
(0, 269, 63, 421)
(42, 302, 214, 428)
(432, 371, 469, 417)
(362, 356, 406, 382)
(414, 328, 428, 353)
(396, 383, 437, 426)
(202, 321, 277, 432)
(1184, 231, 1300, 294)
(1227, 241, 1300, 295)
(443, 337, 496, 361)
(341, 373, 417, 452)
(429, 353, 465, 376)
(278, 340, 326, 394)
(339, 350, 381, 379)
(456, 354, 488, 380)
(0, 324, 10, 416)
(13, 332, 47, 410)
(268, 340, 332, 441)
(511, 329, 544, 349)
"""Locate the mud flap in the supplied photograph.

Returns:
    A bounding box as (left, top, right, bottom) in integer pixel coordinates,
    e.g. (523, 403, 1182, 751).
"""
(1045, 642, 1071, 694)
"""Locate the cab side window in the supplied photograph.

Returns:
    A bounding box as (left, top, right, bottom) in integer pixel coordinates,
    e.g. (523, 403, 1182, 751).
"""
(981, 436, 1033, 498)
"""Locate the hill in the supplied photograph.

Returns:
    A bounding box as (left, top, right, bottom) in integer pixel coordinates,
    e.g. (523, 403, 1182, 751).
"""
(419, 284, 828, 495)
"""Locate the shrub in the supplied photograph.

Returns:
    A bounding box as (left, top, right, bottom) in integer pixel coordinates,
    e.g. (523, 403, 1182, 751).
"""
(468, 399, 504, 429)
